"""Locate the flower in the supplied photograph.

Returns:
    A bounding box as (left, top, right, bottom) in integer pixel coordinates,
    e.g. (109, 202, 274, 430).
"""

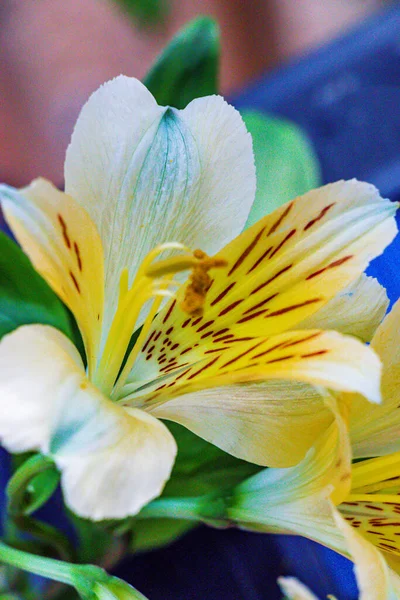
(0, 75, 397, 520)
(226, 301, 400, 599)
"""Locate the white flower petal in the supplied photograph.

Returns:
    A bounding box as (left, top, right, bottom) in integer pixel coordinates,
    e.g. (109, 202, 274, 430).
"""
(298, 274, 389, 343)
(64, 76, 255, 335)
(0, 325, 176, 519)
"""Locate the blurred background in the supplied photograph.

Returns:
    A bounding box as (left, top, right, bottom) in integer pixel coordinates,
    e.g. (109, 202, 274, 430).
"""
(0, 0, 384, 187)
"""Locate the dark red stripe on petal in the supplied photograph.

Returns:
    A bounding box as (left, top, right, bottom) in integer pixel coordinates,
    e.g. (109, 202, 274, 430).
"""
(304, 203, 335, 231)
(69, 271, 80, 293)
(265, 297, 322, 318)
(300, 350, 328, 358)
(228, 227, 266, 276)
(306, 255, 353, 281)
(210, 282, 236, 306)
(267, 202, 294, 235)
(163, 300, 177, 324)
(268, 229, 296, 260)
(218, 300, 243, 317)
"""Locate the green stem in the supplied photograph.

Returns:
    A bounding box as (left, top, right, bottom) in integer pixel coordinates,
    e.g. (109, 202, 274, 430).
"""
(0, 541, 75, 586)
(137, 496, 206, 521)
(138, 494, 230, 525)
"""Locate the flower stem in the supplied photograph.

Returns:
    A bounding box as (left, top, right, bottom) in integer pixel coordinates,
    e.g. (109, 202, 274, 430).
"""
(137, 496, 205, 521)
(138, 494, 230, 526)
(0, 541, 75, 586)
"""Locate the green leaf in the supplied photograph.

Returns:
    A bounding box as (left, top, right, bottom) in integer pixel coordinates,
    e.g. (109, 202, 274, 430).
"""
(242, 110, 322, 228)
(0, 232, 74, 342)
(143, 16, 219, 108)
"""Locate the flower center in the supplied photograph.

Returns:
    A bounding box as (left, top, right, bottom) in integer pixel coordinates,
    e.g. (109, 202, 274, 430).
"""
(92, 243, 226, 397)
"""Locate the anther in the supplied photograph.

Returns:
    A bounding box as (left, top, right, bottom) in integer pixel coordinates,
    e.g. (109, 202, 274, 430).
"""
(181, 249, 227, 316)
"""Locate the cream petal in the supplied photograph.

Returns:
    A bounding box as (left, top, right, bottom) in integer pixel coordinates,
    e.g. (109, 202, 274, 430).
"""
(350, 299, 400, 458)
(0, 179, 104, 373)
(0, 325, 176, 519)
(153, 380, 333, 467)
(277, 577, 320, 600)
(298, 275, 389, 343)
(333, 510, 398, 600)
(64, 76, 255, 336)
(227, 396, 351, 550)
(56, 406, 176, 520)
(129, 329, 381, 467)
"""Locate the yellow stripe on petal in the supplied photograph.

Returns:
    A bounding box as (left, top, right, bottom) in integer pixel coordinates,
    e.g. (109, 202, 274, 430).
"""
(0, 179, 104, 373)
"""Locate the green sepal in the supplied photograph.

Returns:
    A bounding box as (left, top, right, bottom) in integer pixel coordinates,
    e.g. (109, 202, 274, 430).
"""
(143, 16, 219, 108)
(0, 232, 74, 342)
(242, 110, 321, 228)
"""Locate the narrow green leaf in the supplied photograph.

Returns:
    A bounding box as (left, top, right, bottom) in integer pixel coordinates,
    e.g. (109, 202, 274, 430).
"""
(242, 110, 322, 228)
(144, 16, 219, 108)
(0, 232, 74, 341)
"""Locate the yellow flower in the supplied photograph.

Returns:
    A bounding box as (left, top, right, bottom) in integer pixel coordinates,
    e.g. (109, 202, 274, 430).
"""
(229, 301, 400, 599)
(0, 75, 396, 521)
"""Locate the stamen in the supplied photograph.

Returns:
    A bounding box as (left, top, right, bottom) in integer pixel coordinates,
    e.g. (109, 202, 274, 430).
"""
(181, 249, 227, 317)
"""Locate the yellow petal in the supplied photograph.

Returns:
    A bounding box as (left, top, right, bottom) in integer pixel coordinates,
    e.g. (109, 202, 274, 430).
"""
(227, 396, 350, 549)
(350, 299, 400, 458)
(126, 180, 396, 388)
(299, 275, 389, 343)
(0, 179, 104, 373)
(0, 325, 176, 520)
(120, 329, 380, 467)
(334, 508, 397, 600)
(339, 497, 400, 560)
